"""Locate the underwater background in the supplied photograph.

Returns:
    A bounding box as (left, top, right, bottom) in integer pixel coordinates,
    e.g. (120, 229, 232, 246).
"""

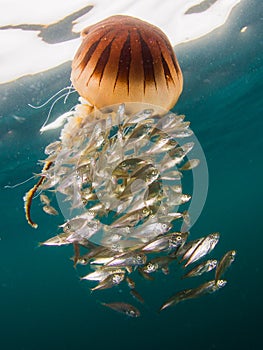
(0, 0, 262, 349)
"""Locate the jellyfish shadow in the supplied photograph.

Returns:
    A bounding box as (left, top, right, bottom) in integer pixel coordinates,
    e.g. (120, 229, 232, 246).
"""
(0, 5, 93, 44)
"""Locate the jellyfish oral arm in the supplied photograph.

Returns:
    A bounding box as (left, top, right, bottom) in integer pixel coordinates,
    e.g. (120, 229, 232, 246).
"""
(40, 111, 74, 133)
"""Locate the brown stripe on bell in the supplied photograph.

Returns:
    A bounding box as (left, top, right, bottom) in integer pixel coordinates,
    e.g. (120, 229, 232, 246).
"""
(71, 15, 183, 111)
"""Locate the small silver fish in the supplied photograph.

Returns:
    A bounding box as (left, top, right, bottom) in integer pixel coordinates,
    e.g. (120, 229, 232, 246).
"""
(118, 166, 159, 200)
(106, 252, 147, 267)
(126, 277, 136, 289)
(123, 108, 154, 125)
(181, 259, 218, 279)
(155, 113, 185, 131)
(81, 268, 125, 281)
(67, 220, 101, 242)
(91, 273, 125, 291)
(184, 232, 220, 267)
(83, 124, 105, 154)
(109, 241, 144, 253)
(100, 233, 123, 247)
(128, 163, 157, 181)
(166, 231, 189, 251)
(119, 186, 160, 215)
(81, 190, 98, 202)
(161, 171, 182, 181)
(141, 256, 174, 274)
(40, 194, 50, 206)
(130, 289, 145, 304)
(166, 212, 183, 220)
(142, 232, 188, 252)
(111, 207, 151, 228)
(177, 237, 205, 261)
(179, 159, 200, 171)
(168, 193, 191, 206)
(90, 257, 115, 266)
(112, 158, 147, 178)
(152, 138, 179, 154)
(160, 279, 227, 311)
(76, 246, 112, 265)
(39, 232, 71, 246)
(171, 142, 194, 157)
(182, 210, 191, 227)
(130, 222, 171, 241)
(44, 141, 62, 155)
(42, 205, 59, 216)
(125, 123, 152, 144)
(55, 176, 75, 194)
(125, 266, 134, 274)
(138, 267, 155, 281)
(60, 217, 87, 233)
(101, 302, 140, 317)
(171, 128, 193, 138)
(146, 133, 171, 154)
(161, 143, 194, 171)
(215, 250, 236, 282)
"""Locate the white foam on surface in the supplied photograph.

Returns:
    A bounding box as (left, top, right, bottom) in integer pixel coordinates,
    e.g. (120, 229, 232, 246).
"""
(0, 0, 242, 83)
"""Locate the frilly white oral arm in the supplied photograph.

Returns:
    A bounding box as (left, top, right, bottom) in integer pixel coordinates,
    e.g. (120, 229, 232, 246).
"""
(40, 111, 74, 133)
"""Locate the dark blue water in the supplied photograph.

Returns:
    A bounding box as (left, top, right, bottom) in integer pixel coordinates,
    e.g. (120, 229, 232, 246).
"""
(0, 1, 262, 349)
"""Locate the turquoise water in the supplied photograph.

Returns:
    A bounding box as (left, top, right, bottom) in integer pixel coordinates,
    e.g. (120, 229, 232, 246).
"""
(0, 1, 262, 349)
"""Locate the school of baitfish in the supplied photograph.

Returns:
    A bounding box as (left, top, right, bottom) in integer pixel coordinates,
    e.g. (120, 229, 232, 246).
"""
(24, 104, 236, 317)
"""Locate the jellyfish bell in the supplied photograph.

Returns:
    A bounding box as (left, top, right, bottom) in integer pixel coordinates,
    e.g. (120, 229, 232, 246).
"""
(71, 15, 183, 113)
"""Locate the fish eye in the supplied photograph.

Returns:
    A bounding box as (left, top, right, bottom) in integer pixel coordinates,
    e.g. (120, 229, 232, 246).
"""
(217, 280, 226, 287)
(113, 274, 122, 284)
(64, 223, 71, 232)
(138, 254, 145, 262)
(121, 162, 127, 168)
(147, 263, 156, 271)
(176, 236, 182, 240)
(128, 310, 136, 316)
(111, 243, 120, 251)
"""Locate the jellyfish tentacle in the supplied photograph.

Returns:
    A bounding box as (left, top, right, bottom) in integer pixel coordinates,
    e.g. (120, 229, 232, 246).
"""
(28, 86, 74, 109)
(24, 161, 53, 229)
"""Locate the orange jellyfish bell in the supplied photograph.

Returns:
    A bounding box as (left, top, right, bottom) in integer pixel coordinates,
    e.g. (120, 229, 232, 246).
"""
(71, 15, 183, 111)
